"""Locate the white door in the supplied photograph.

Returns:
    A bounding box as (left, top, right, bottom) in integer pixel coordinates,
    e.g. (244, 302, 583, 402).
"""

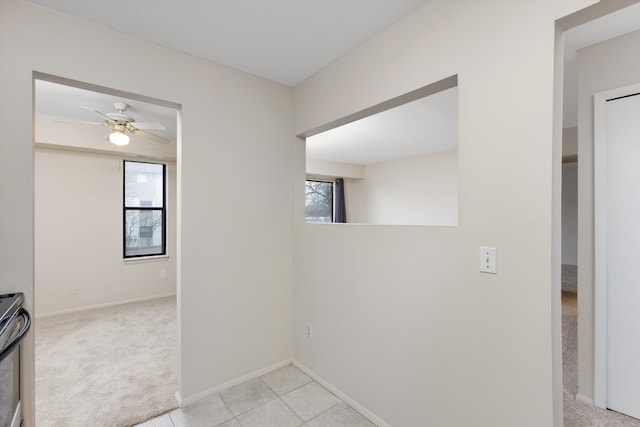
(606, 93, 640, 419)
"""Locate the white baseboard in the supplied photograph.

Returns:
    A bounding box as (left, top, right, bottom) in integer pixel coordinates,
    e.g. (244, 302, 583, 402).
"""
(292, 360, 391, 427)
(36, 293, 176, 318)
(576, 393, 594, 405)
(175, 359, 293, 407)
(173, 358, 388, 427)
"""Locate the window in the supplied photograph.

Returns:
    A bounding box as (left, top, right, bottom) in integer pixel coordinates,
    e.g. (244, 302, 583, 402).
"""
(305, 180, 333, 223)
(123, 161, 166, 258)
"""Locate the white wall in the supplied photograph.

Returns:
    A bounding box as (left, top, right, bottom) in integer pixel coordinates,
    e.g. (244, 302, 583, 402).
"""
(306, 158, 364, 179)
(34, 147, 177, 315)
(577, 28, 640, 403)
(345, 150, 457, 225)
(0, 1, 293, 424)
(293, 1, 594, 426)
(562, 161, 578, 265)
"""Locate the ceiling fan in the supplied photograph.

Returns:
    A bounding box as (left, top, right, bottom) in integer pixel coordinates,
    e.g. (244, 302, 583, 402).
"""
(60, 102, 170, 146)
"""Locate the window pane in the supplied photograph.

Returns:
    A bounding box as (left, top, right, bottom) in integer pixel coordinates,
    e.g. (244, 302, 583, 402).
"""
(124, 162, 164, 208)
(125, 210, 164, 257)
(305, 181, 333, 223)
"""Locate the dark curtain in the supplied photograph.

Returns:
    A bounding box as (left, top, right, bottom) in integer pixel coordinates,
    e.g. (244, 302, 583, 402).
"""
(335, 178, 346, 223)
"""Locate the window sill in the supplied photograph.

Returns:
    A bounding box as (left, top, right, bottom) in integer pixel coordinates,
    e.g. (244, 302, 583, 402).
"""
(122, 255, 170, 264)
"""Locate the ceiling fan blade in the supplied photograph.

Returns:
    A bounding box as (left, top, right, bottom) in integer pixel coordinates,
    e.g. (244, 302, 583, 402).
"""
(54, 119, 107, 126)
(80, 105, 114, 122)
(132, 128, 170, 144)
(132, 122, 167, 131)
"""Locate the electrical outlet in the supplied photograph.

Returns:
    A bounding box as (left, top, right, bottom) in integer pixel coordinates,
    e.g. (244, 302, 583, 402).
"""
(305, 323, 313, 338)
(479, 247, 497, 274)
(160, 269, 167, 279)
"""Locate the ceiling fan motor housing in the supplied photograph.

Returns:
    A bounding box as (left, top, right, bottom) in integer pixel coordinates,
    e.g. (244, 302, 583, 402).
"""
(107, 102, 135, 122)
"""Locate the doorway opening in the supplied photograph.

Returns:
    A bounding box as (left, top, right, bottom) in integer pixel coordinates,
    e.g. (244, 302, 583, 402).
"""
(33, 72, 181, 426)
(593, 85, 640, 420)
(558, 2, 640, 424)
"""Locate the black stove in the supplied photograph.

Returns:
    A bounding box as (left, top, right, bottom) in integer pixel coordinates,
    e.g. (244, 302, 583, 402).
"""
(0, 294, 25, 353)
(0, 292, 29, 427)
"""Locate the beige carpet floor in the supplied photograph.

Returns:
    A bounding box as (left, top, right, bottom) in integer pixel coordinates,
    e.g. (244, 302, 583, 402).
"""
(35, 296, 177, 427)
(562, 291, 640, 426)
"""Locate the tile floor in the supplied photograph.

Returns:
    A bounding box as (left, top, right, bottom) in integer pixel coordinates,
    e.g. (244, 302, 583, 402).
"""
(135, 364, 376, 427)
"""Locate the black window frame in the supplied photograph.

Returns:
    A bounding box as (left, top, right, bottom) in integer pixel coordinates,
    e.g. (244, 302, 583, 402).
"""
(305, 178, 335, 223)
(123, 160, 167, 259)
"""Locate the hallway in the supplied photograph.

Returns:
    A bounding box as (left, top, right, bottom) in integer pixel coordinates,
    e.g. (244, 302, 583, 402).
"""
(562, 291, 640, 426)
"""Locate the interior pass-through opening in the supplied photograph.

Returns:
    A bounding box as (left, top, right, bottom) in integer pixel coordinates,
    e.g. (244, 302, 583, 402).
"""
(302, 75, 459, 227)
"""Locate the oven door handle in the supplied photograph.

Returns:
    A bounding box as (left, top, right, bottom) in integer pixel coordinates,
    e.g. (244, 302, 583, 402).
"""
(0, 309, 31, 363)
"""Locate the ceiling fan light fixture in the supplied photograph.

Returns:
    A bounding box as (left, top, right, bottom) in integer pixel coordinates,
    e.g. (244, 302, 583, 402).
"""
(109, 129, 130, 146)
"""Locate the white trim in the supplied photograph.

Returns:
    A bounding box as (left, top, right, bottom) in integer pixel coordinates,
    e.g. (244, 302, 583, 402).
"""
(576, 393, 594, 406)
(35, 293, 176, 318)
(593, 81, 640, 410)
(292, 361, 391, 427)
(10, 400, 21, 427)
(305, 175, 336, 183)
(173, 359, 388, 426)
(175, 359, 293, 407)
(122, 255, 170, 264)
(593, 91, 608, 409)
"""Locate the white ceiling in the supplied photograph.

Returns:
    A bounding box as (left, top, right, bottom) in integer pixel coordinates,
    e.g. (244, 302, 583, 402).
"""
(25, 0, 427, 87)
(306, 87, 458, 165)
(563, 2, 640, 128)
(34, 79, 178, 157)
(28, 0, 640, 164)
(35, 80, 178, 138)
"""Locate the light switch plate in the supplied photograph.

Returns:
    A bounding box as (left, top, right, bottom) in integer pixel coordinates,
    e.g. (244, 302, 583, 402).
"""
(480, 247, 497, 274)
(305, 323, 313, 338)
